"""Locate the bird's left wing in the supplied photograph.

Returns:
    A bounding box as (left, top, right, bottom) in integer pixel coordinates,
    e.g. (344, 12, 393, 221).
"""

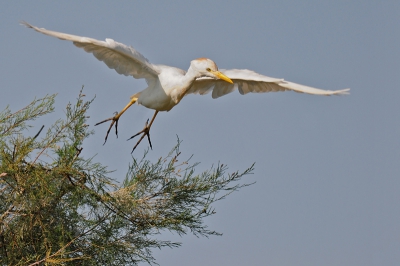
(188, 69, 349, 99)
(21, 22, 160, 81)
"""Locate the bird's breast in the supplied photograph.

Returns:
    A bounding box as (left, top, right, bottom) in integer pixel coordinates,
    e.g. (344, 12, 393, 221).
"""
(137, 68, 193, 112)
(138, 86, 176, 112)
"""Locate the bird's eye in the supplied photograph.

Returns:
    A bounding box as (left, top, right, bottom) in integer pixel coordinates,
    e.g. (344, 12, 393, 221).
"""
(206, 68, 211, 72)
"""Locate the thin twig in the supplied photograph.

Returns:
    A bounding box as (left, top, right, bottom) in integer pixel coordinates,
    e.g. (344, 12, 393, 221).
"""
(32, 125, 45, 140)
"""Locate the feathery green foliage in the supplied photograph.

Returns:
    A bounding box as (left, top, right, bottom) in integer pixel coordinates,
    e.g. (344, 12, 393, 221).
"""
(0, 89, 253, 265)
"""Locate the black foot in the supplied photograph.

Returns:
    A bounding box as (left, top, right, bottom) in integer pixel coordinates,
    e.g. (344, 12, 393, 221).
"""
(127, 119, 153, 152)
(95, 112, 120, 145)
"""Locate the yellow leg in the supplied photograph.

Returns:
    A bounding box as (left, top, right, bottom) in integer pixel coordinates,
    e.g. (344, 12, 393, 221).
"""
(127, 110, 159, 152)
(95, 96, 138, 144)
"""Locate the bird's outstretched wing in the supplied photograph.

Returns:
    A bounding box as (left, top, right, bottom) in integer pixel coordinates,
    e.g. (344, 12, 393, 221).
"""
(188, 69, 350, 99)
(21, 22, 160, 81)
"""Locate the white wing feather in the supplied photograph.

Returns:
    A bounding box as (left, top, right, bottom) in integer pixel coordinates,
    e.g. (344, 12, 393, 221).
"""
(188, 69, 350, 99)
(21, 21, 159, 81)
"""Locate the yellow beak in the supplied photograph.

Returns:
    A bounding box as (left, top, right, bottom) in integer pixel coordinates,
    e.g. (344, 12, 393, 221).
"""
(213, 71, 233, 84)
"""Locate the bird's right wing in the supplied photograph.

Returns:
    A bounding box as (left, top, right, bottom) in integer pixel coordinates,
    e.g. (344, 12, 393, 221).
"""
(188, 69, 349, 99)
(21, 21, 160, 81)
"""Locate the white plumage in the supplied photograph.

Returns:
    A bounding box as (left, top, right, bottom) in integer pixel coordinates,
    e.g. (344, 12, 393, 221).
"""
(22, 21, 349, 151)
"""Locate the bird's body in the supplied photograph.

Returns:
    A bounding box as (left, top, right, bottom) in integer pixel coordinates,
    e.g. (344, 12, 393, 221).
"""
(22, 21, 349, 151)
(138, 65, 192, 111)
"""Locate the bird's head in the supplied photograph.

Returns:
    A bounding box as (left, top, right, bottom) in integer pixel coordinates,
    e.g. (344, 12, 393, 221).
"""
(191, 58, 233, 84)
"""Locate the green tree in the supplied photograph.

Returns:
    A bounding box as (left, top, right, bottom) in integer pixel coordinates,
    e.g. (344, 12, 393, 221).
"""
(0, 89, 253, 265)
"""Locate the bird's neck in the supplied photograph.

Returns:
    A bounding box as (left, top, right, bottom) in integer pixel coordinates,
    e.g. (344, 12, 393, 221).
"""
(184, 65, 200, 86)
(169, 66, 199, 104)
(175, 66, 199, 100)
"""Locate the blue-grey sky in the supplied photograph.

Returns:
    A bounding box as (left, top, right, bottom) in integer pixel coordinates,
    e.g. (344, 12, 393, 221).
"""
(2, 1, 399, 265)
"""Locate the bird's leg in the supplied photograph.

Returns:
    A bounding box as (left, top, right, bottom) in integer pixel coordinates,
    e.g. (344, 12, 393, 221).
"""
(95, 96, 138, 145)
(128, 110, 159, 152)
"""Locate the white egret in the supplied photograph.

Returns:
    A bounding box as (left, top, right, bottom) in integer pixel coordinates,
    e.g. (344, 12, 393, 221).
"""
(22, 22, 349, 151)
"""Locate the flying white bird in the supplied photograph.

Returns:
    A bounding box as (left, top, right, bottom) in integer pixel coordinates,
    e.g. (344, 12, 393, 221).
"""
(22, 22, 349, 152)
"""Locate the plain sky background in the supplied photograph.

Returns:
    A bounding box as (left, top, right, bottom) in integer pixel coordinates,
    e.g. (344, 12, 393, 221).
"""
(1, 1, 399, 265)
